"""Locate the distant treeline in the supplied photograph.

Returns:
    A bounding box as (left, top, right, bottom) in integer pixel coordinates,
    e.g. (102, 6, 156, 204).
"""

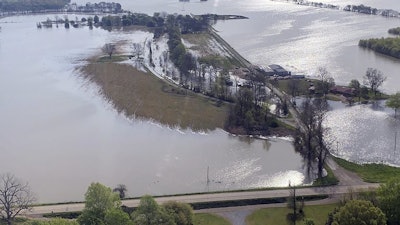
(343, 4, 378, 15)
(359, 37, 400, 59)
(0, 0, 70, 12)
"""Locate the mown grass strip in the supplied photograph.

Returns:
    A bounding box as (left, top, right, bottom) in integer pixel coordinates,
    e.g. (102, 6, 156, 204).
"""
(194, 213, 231, 225)
(246, 203, 338, 225)
(334, 157, 400, 183)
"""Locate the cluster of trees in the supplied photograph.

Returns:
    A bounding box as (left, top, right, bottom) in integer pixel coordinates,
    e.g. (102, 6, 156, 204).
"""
(166, 15, 197, 87)
(0, 0, 70, 12)
(294, 98, 330, 180)
(348, 68, 387, 101)
(76, 183, 193, 225)
(100, 13, 165, 28)
(325, 179, 400, 225)
(226, 88, 277, 135)
(343, 4, 378, 14)
(388, 27, 400, 35)
(359, 37, 400, 59)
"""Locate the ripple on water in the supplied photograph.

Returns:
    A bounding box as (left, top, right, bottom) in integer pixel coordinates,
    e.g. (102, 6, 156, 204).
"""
(325, 104, 400, 165)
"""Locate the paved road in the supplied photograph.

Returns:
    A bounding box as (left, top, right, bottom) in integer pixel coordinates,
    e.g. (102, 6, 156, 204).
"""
(26, 181, 378, 217)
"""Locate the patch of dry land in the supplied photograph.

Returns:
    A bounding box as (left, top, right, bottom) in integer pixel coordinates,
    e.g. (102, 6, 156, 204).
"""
(81, 60, 229, 131)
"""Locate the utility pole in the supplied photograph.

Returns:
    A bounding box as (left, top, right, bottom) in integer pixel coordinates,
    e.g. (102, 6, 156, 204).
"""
(206, 166, 210, 192)
(395, 131, 397, 156)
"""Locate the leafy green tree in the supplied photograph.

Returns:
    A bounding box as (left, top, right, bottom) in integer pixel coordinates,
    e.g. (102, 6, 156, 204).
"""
(378, 179, 400, 225)
(349, 79, 361, 101)
(386, 92, 400, 118)
(332, 200, 386, 225)
(162, 201, 193, 225)
(78, 183, 121, 225)
(104, 208, 133, 225)
(132, 195, 175, 225)
(363, 68, 386, 97)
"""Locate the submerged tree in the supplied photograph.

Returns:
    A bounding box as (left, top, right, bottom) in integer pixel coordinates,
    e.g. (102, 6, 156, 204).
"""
(102, 43, 116, 59)
(131, 42, 144, 62)
(0, 173, 36, 225)
(386, 92, 400, 118)
(294, 98, 330, 180)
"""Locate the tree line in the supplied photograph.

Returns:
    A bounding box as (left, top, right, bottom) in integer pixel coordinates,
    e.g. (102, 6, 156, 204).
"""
(5, 173, 400, 225)
(0, 0, 70, 12)
(359, 37, 400, 59)
(359, 26, 400, 59)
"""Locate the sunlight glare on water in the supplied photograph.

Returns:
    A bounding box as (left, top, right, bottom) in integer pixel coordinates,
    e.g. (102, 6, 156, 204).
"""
(325, 103, 400, 165)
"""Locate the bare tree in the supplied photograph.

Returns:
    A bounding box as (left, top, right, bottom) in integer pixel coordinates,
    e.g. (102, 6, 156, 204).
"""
(363, 68, 386, 97)
(294, 98, 330, 180)
(132, 42, 144, 62)
(113, 184, 127, 199)
(288, 79, 300, 100)
(102, 43, 116, 59)
(316, 67, 335, 97)
(0, 174, 35, 225)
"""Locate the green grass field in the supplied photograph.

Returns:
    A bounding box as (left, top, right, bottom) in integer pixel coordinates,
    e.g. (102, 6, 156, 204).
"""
(194, 213, 231, 225)
(246, 204, 338, 225)
(334, 157, 400, 183)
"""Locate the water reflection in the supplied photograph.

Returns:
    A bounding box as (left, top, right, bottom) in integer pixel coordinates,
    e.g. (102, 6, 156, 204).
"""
(325, 101, 400, 165)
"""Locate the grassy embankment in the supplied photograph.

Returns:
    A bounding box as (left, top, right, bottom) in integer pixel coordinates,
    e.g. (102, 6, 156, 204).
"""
(334, 157, 400, 183)
(194, 213, 231, 225)
(246, 204, 337, 225)
(3, 213, 228, 225)
(81, 59, 229, 131)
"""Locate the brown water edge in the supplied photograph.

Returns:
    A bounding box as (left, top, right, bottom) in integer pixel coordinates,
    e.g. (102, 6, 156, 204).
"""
(80, 60, 229, 131)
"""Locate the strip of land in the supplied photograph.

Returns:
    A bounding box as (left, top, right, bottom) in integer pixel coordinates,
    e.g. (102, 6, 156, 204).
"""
(81, 61, 229, 131)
